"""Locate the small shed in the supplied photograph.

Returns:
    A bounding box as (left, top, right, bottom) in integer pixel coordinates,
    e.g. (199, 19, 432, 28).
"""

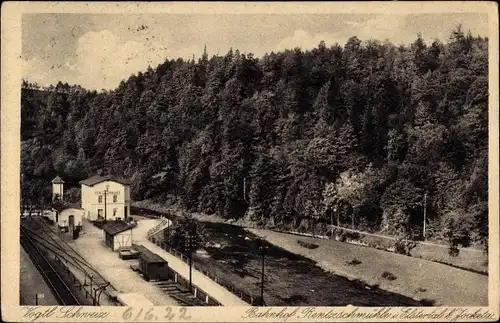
(101, 221, 134, 251)
(51, 203, 84, 232)
(135, 245, 169, 281)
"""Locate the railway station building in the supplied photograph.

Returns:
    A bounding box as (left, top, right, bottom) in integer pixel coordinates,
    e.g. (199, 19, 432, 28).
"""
(79, 175, 132, 221)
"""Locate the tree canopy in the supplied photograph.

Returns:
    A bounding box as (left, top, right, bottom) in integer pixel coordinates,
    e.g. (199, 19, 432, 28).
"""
(21, 26, 488, 250)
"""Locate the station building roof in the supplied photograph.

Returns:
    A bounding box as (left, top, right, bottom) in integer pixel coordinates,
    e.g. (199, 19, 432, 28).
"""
(52, 202, 82, 212)
(101, 220, 135, 236)
(79, 174, 131, 187)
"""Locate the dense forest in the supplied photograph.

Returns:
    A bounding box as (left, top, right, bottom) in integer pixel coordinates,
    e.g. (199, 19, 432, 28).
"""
(21, 26, 488, 250)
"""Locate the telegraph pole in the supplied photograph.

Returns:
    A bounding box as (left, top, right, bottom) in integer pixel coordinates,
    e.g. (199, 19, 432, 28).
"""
(258, 240, 266, 306)
(185, 232, 193, 292)
(189, 240, 192, 292)
(243, 177, 246, 201)
(423, 192, 428, 240)
(104, 189, 107, 221)
(331, 207, 337, 235)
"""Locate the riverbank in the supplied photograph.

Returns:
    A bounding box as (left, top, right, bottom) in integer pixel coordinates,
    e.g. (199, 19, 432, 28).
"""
(131, 201, 488, 306)
(131, 201, 488, 274)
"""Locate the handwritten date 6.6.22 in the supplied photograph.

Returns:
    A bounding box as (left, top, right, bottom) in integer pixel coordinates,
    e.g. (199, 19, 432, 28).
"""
(122, 307, 192, 321)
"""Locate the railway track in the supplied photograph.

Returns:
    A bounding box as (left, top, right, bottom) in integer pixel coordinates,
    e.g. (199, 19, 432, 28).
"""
(22, 221, 97, 274)
(21, 216, 118, 303)
(20, 227, 81, 305)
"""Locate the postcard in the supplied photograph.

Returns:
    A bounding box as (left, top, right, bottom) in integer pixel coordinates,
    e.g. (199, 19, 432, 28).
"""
(1, 1, 498, 322)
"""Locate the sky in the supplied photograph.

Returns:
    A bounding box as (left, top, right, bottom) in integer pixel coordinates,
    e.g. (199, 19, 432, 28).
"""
(22, 13, 488, 90)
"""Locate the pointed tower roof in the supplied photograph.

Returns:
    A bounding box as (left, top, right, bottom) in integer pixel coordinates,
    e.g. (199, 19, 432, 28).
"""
(52, 176, 65, 184)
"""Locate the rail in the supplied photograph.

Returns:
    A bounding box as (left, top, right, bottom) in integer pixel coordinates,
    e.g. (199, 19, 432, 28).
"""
(20, 227, 81, 305)
(22, 219, 108, 280)
(21, 217, 119, 302)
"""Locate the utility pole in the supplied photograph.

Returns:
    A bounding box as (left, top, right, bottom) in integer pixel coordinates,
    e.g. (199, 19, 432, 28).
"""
(185, 232, 193, 292)
(189, 242, 192, 292)
(331, 207, 337, 235)
(423, 192, 428, 240)
(243, 177, 247, 201)
(104, 186, 108, 221)
(259, 240, 266, 306)
(311, 211, 315, 238)
(35, 293, 43, 305)
(90, 274, 93, 302)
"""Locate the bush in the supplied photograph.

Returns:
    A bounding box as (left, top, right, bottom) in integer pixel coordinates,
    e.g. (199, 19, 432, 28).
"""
(344, 231, 361, 241)
(346, 258, 362, 266)
(297, 239, 319, 249)
(332, 227, 343, 236)
(394, 238, 417, 256)
(381, 271, 397, 281)
(335, 228, 361, 242)
(448, 244, 460, 257)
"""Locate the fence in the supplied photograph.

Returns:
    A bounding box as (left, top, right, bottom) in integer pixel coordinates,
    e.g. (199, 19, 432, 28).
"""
(144, 241, 222, 306)
(167, 266, 222, 306)
(152, 238, 260, 306)
(52, 255, 118, 306)
(147, 218, 171, 238)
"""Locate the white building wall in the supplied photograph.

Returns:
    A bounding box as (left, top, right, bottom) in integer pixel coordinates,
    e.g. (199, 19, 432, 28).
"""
(58, 208, 84, 228)
(112, 230, 133, 251)
(81, 184, 93, 219)
(52, 183, 63, 200)
(81, 180, 131, 221)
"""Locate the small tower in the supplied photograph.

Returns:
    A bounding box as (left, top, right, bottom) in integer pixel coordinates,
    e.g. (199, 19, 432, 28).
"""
(52, 176, 65, 202)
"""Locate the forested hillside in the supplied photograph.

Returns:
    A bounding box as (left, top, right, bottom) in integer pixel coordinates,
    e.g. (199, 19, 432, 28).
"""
(21, 26, 488, 250)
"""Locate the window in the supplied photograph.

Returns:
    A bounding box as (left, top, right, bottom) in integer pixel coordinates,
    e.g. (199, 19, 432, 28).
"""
(97, 209, 103, 219)
(98, 195, 103, 203)
(113, 208, 118, 216)
(113, 195, 117, 203)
